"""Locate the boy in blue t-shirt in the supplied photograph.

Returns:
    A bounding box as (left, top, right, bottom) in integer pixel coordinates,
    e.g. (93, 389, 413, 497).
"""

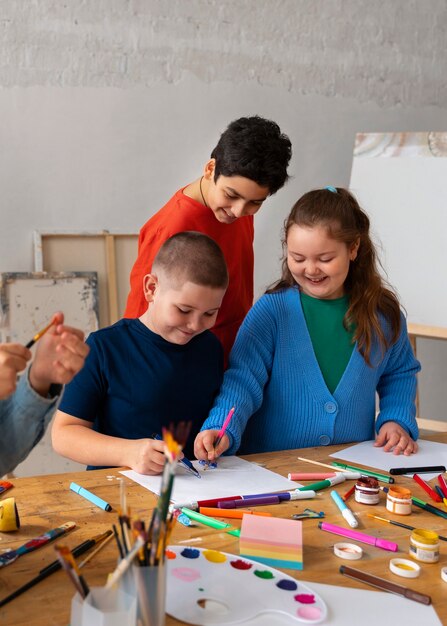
(52, 231, 228, 474)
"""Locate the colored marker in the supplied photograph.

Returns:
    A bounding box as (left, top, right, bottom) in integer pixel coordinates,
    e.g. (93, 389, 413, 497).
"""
(298, 474, 346, 492)
(342, 485, 355, 501)
(218, 496, 280, 508)
(389, 465, 446, 475)
(411, 496, 447, 520)
(180, 508, 240, 537)
(243, 490, 316, 501)
(318, 521, 398, 552)
(330, 490, 358, 528)
(412, 474, 442, 503)
(69, 482, 112, 512)
(199, 507, 272, 519)
(438, 474, 447, 499)
(331, 462, 394, 484)
(434, 486, 447, 507)
(152, 433, 201, 478)
(288, 472, 361, 481)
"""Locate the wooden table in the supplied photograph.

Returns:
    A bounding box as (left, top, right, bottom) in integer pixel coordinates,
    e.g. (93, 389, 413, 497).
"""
(1, 436, 447, 625)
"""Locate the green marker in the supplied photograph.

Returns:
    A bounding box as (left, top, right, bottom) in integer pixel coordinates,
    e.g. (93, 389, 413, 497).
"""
(331, 462, 394, 484)
(297, 474, 346, 492)
(181, 508, 241, 537)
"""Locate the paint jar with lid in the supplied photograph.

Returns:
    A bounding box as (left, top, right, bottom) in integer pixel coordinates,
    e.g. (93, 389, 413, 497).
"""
(386, 486, 412, 515)
(354, 476, 380, 505)
(409, 529, 439, 563)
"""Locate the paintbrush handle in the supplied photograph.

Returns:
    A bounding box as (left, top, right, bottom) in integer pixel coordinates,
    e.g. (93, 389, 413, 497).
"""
(0, 522, 76, 568)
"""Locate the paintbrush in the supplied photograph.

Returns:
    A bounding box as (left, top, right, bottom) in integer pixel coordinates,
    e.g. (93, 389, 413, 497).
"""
(368, 513, 447, 541)
(25, 319, 56, 349)
(0, 521, 76, 568)
(55, 544, 90, 598)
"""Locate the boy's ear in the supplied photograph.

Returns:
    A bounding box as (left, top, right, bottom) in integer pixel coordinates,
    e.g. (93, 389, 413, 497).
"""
(203, 159, 216, 181)
(143, 274, 158, 302)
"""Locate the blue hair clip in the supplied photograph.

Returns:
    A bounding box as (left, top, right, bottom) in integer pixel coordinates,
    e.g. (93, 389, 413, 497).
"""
(325, 186, 337, 193)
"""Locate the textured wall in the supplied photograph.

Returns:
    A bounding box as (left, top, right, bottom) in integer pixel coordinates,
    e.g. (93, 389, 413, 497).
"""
(1, 0, 446, 107)
(1, 1, 446, 476)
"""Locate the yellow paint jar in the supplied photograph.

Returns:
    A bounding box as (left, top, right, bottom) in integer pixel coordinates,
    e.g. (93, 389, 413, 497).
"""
(409, 529, 439, 563)
(0, 497, 21, 532)
(386, 486, 412, 515)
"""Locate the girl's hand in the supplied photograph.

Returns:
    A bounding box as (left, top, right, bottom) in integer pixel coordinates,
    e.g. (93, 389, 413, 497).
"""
(194, 430, 230, 462)
(129, 438, 166, 475)
(374, 422, 418, 455)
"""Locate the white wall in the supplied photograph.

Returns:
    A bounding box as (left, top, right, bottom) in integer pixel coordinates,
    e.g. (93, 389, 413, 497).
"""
(1, 0, 446, 475)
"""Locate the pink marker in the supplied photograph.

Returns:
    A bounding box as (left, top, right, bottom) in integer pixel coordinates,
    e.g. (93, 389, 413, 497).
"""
(318, 521, 398, 552)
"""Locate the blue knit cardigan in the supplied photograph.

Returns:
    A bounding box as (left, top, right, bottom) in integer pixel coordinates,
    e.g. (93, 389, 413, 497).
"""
(201, 287, 420, 455)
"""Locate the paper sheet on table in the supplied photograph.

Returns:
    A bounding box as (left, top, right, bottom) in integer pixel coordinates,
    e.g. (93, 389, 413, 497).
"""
(330, 439, 447, 480)
(120, 456, 298, 503)
(229, 580, 442, 626)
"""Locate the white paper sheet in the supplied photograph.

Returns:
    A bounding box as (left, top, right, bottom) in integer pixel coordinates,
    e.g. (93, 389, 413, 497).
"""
(120, 456, 298, 504)
(329, 439, 447, 480)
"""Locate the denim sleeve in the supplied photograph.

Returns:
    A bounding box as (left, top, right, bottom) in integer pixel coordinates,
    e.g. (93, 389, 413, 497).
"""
(0, 368, 61, 475)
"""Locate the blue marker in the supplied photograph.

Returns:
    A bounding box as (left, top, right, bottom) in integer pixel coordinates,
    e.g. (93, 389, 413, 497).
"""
(330, 490, 358, 528)
(70, 482, 112, 512)
(152, 433, 201, 479)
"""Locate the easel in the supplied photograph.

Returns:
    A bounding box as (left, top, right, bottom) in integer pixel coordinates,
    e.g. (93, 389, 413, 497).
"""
(409, 324, 447, 432)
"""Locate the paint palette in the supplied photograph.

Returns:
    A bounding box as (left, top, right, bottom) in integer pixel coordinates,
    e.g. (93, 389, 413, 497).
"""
(166, 546, 327, 625)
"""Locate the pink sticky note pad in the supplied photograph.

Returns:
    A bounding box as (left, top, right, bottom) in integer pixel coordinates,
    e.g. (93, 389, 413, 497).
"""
(241, 514, 302, 547)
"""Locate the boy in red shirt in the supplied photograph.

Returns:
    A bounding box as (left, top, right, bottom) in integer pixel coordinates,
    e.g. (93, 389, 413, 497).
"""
(124, 116, 292, 363)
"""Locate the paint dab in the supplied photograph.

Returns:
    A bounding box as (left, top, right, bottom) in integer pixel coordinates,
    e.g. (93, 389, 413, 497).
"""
(297, 606, 321, 620)
(171, 567, 201, 583)
(230, 559, 252, 570)
(181, 548, 200, 559)
(254, 569, 275, 579)
(277, 579, 298, 591)
(295, 593, 315, 604)
(203, 550, 226, 563)
(165, 549, 176, 559)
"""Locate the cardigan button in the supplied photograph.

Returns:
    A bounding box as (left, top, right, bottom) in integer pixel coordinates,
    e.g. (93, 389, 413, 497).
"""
(324, 401, 337, 413)
(319, 434, 331, 445)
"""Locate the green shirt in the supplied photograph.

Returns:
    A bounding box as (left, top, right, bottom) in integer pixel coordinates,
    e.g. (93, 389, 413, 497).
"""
(300, 292, 355, 394)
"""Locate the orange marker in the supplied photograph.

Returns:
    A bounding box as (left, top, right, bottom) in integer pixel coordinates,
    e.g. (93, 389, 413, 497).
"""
(199, 507, 272, 519)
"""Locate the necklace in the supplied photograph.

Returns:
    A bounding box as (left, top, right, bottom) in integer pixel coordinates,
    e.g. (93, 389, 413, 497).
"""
(199, 176, 208, 208)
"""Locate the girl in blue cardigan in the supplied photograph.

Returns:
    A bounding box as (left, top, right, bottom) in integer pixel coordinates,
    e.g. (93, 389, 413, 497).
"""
(195, 187, 420, 459)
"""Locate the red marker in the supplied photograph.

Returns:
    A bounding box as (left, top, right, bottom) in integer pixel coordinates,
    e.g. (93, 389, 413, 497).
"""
(437, 474, 447, 500)
(413, 474, 442, 503)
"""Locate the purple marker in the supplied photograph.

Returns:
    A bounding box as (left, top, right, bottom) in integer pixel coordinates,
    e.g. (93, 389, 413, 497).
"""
(218, 495, 280, 508)
(243, 491, 315, 501)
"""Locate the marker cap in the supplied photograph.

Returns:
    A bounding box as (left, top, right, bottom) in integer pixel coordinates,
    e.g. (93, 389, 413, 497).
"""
(334, 543, 363, 560)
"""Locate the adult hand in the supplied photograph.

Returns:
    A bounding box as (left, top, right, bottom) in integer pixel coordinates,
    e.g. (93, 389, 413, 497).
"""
(375, 422, 418, 455)
(29, 312, 90, 396)
(0, 343, 31, 399)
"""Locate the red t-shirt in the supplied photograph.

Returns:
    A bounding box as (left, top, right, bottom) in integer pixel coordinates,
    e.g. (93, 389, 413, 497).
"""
(124, 188, 254, 362)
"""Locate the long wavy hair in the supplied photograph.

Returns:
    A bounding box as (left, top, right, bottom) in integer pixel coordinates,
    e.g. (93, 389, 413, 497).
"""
(267, 188, 401, 364)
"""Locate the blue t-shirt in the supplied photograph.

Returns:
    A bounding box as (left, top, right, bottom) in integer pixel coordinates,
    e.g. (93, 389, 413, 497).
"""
(59, 318, 224, 468)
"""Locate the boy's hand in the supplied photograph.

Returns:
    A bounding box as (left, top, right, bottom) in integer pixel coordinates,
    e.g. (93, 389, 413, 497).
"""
(29, 312, 89, 396)
(129, 438, 167, 475)
(194, 430, 230, 462)
(0, 343, 32, 399)
(375, 422, 418, 455)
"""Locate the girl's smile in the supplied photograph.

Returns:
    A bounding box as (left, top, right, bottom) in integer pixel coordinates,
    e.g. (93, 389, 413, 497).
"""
(286, 223, 359, 300)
